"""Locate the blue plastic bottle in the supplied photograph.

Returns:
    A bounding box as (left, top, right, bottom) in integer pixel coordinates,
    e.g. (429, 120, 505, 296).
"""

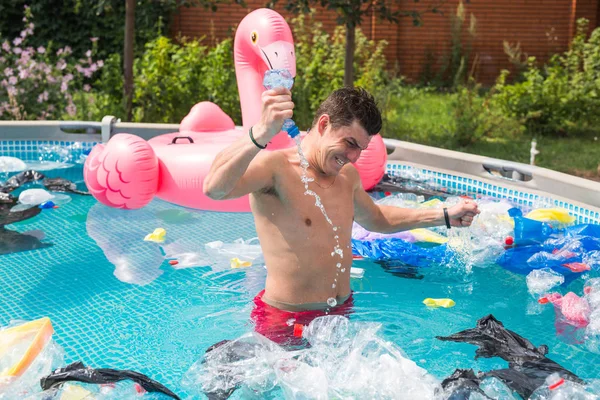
(263, 69, 300, 138)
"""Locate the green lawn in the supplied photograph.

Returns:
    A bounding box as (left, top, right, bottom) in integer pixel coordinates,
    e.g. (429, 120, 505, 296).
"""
(381, 91, 600, 180)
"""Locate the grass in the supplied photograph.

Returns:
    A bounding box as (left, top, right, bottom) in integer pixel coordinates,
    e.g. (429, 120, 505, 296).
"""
(381, 90, 600, 181)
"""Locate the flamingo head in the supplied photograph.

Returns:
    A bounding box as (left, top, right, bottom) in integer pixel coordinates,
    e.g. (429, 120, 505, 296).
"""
(235, 8, 296, 79)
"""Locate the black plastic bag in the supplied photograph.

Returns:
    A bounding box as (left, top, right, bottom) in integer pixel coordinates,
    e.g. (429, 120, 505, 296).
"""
(40, 361, 181, 399)
(437, 315, 583, 399)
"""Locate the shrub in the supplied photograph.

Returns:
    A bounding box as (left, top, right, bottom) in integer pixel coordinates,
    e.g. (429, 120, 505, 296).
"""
(87, 11, 393, 126)
(492, 19, 600, 137)
(449, 81, 522, 147)
(89, 35, 240, 124)
(0, 0, 177, 62)
(290, 11, 392, 129)
(0, 5, 102, 120)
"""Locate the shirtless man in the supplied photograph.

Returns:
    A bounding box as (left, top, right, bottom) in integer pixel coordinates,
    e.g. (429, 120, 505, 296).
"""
(203, 86, 479, 344)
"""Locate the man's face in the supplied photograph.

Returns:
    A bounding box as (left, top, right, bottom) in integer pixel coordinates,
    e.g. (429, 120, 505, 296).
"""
(316, 117, 372, 176)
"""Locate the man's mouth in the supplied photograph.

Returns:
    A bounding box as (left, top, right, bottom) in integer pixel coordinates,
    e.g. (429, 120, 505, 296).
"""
(335, 157, 346, 166)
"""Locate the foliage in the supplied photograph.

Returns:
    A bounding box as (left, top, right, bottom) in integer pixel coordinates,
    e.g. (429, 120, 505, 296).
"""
(492, 19, 600, 137)
(270, 0, 447, 86)
(0, 5, 103, 120)
(0, 0, 179, 63)
(90, 35, 239, 124)
(420, 0, 477, 88)
(88, 12, 392, 126)
(448, 81, 522, 147)
(290, 12, 392, 128)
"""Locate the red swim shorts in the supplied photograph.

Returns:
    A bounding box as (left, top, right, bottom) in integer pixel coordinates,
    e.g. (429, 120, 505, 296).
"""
(250, 290, 354, 348)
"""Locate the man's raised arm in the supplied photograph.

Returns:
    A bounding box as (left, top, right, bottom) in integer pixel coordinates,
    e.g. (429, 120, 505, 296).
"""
(203, 87, 294, 200)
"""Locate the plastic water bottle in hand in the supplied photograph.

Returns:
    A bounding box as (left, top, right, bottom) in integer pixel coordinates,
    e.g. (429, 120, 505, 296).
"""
(263, 69, 300, 138)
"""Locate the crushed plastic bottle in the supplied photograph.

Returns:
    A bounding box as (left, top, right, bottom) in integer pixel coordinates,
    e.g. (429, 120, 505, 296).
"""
(526, 268, 565, 296)
(528, 373, 597, 399)
(263, 69, 300, 138)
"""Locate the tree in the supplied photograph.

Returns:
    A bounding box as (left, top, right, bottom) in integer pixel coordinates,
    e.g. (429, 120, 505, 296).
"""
(271, 0, 452, 87)
(124, 0, 135, 120)
(122, 0, 246, 121)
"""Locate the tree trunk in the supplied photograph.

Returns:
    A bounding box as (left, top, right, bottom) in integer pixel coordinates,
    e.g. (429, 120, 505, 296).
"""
(344, 23, 356, 87)
(124, 0, 135, 121)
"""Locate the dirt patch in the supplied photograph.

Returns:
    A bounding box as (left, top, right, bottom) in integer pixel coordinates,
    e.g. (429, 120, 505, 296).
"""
(571, 169, 600, 182)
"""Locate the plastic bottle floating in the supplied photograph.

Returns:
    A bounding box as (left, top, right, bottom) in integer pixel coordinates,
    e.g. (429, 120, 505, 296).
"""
(230, 257, 252, 269)
(423, 298, 456, 308)
(144, 228, 166, 243)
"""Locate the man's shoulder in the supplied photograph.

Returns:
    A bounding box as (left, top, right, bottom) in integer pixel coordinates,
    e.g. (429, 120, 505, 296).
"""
(341, 163, 362, 187)
(256, 148, 290, 167)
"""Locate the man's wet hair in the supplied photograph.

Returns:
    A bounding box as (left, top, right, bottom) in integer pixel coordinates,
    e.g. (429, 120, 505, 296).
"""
(312, 87, 382, 136)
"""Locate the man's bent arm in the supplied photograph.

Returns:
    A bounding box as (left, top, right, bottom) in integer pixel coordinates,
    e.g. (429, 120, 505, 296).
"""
(351, 166, 479, 232)
(203, 124, 275, 200)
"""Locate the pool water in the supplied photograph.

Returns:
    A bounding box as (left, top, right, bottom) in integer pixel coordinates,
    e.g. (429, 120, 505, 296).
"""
(1, 165, 600, 398)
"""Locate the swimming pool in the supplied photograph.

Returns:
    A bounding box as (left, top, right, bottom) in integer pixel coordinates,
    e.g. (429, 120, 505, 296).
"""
(2, 141, 600, 398)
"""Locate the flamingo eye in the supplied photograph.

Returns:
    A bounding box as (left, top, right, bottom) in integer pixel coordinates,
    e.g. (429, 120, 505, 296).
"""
(251, 31, 258, 45)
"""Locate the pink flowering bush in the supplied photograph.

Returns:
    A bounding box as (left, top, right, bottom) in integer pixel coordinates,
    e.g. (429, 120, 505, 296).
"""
(0, 5, 103, 120)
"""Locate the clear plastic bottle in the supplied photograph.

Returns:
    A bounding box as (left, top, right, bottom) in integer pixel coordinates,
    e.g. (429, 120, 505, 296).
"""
(262, 69, 300, 138)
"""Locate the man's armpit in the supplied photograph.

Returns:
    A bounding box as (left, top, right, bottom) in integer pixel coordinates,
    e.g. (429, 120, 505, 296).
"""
(256, 185, 278, 197)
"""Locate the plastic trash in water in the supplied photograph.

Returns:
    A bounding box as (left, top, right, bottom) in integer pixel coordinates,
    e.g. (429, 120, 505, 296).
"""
(10, 189, 71, 213)
(39, 361, 181, 399)
(528, 372, 597, 399)
(539, 292, 591, 330)
(184, 315, 441, 399)
(526, 208, 576, 225)
(205, 238, 264, 270)
(423, 298, 456, 308)
(0, 156, 27, 173)
(509, 207, 555, 245)
(0, 317, 64, 398)
(526, 268, 565, 296)
(263, 69, 300, 138)
(350, 267, 364, 278)
(230, 257, 252, 269)
(144, 228, 166, 243)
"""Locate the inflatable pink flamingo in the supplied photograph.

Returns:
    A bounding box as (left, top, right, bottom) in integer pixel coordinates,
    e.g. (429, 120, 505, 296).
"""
(84, 8, 386, 212)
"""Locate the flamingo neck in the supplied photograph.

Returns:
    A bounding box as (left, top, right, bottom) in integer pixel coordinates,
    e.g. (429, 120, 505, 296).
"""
(236, 60, 294, 150)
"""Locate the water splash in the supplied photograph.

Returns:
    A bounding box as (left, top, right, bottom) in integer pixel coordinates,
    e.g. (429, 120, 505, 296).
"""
(294, 136, 343, 307)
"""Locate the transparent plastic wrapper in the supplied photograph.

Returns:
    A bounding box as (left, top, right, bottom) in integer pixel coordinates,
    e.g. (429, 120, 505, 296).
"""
(161, 239, 212, 269)
(274, 359, 329, 400)
(543, 292, 591, 328)
(526, 268, 565, 296)
(584, 309, 600, 354)
(584, 279, 600, 310)
(0, 156, 27, 173)
(375, 192, 425, 208)
(528, 373, 598, 400)
(182, 332, 290, 398)
(184, 316, 440, 399)
(86, 204, 166, 285)
(205, 237, 264, 269)
(10, 188, 71, 212)
(0, 318, 65, 399)
(470, 199, 514, 240)
(583, 251, 600, 270)
(479, 376, 519, 400)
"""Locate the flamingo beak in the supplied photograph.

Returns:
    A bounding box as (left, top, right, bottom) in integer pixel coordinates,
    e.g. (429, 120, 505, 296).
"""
(259, 41, 296, 77)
